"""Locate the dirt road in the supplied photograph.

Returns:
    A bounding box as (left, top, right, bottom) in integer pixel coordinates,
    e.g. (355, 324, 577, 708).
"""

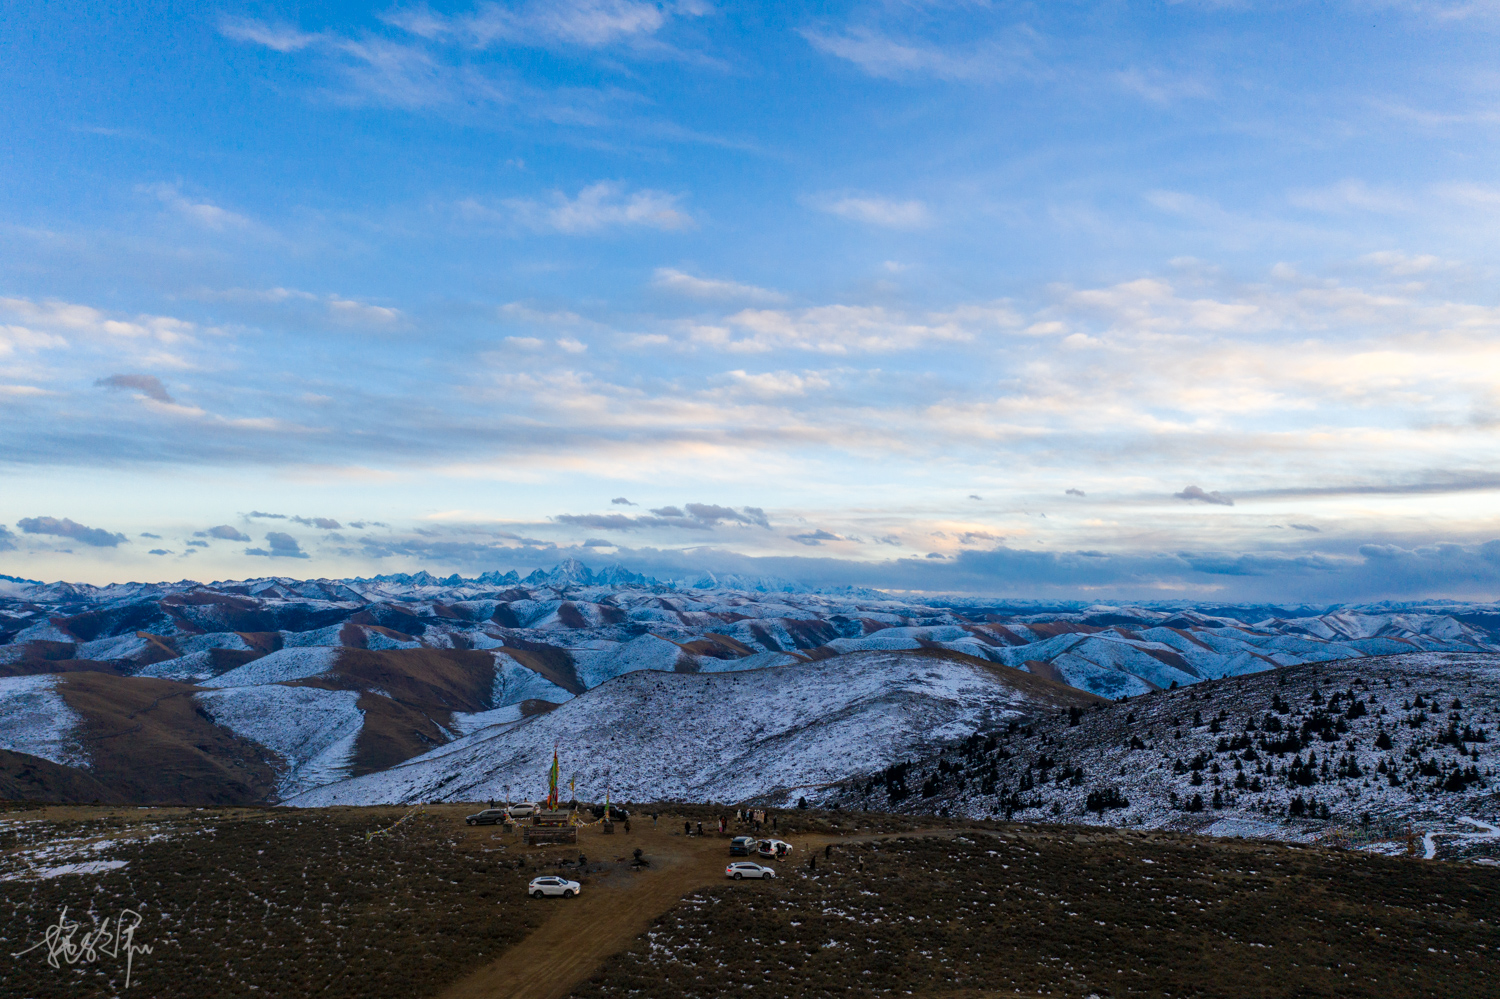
(438, 817, 816, 999)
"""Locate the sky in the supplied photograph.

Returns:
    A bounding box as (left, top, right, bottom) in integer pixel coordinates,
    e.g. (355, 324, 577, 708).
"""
(3, 0, 1500, 601)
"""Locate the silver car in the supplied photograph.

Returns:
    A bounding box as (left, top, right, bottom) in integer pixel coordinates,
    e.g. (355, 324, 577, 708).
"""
(527, 875, 581, 898)
(725, 861, 777, 880)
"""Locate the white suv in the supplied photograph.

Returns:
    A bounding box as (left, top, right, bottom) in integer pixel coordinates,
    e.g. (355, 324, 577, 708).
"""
(725, 862, 776, 880)
(507, 802, 539, 819)
(527, 876, 580, 898)
(757, 839, 793, 858)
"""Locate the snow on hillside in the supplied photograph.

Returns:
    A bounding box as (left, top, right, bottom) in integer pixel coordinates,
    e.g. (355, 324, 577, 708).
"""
(9, 562, 1500, 814)
(0, 675, 88, 768)
(7, 565, 1497, 712)
(195, 685, 363, 798)
(283, 651, 1082, 808)
(200, 648, 341, 688)
(134, 650, 224, 682)
(833, 651, 1500, 843)
(570, 634, 690, 687)
(491, 653, 574, 707)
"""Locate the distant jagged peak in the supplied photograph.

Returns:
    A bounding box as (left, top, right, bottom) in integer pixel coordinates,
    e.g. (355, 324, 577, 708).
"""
(0, 573, 43, 585)
(474, 569, 522, 586)
(592, 562, 653, 586)
(673, 570, 810, 594)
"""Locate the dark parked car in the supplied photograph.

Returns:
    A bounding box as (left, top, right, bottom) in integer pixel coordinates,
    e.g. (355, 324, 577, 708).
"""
(729, 836, 756, 856)
(465, 808, 508, 826)
(590, 804, 630, 821)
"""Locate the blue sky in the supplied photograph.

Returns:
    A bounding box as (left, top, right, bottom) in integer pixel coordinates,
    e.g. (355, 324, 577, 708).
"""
(4, 0, 1500, 600)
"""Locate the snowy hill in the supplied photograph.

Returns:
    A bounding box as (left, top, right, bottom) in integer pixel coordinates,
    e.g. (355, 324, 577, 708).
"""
(282, 650, 1099, 807)
(5, 562, 1499, 703)
(4, 562, 1500, 813)
(832, 651, 1500, 843)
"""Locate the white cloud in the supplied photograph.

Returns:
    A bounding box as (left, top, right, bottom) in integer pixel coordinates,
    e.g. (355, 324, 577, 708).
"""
(383, 0, 686, 49)
(1358, 251, 1461, 276)
(652, 268, 785, 303)
(498, 303, 589, 325)
(1288, 179, 1412, 214)
(1114, 68, 1213, 104)
(689, 304, 987, 354)
(330, 36, 458, 109)
(800, 27, 1032, 82)
(0, 324, 69, 356)
(506, 182, 693, 233)
(219, 18, 322, 52)
(557, 337, 588, 353)
(142, 183, 254, 230)
(725, 369, 831, 397)
(1433, 182, 1500, 207)
(0, 298, 204, 345)
(328, 298, 402, 324)
(198, 287, 400, 324)
(813, 195, 931, 229)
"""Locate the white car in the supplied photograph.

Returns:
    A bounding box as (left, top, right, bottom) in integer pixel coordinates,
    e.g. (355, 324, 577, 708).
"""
(507, 802, 540, 819)
(757, 839, 793, 859)
(528, 876, 581, 898)
(726, 862, 777, 880)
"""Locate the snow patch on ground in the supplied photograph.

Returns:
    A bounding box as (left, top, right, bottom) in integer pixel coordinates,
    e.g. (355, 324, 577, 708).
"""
(135, 650, 223, 682)
(571, 634, 688, 687)
(449, 703, 525, 735)
(200, 647, 341, 688)
(73, 634, 151, 663)
(175, 632, 254, 655)
(0, 675, 88, 768)
(697, 651, 803, 673)
(195, 685, 363, 798)
(9, 621, 78, 643)
(491, 652, 573, 707)
(0, 860, 130, 881)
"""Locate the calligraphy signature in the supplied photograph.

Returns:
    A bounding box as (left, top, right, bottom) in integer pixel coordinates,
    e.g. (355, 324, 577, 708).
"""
(12, 906, 153, 988)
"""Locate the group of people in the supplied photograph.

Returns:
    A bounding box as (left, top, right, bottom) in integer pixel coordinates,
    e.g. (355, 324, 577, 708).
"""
(681, 809, 779, 837)
(733, 807, 775, 832)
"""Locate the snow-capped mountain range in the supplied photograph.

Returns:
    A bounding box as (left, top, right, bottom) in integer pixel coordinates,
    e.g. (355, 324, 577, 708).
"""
(2, 559, 1499, 821)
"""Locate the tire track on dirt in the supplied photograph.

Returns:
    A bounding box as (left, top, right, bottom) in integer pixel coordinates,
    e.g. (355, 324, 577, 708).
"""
(436, 823, 962, 999)
(437, 832, 723, 999)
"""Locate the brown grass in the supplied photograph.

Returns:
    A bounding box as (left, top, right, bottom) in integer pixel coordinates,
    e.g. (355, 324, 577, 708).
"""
(1, 805, 545, 998)
(571, 823, 1500, 999)
(55, 673, 279, 804)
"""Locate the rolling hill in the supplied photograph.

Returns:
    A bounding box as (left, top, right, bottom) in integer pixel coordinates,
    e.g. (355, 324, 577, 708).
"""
(3, 563, 1500, 820)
